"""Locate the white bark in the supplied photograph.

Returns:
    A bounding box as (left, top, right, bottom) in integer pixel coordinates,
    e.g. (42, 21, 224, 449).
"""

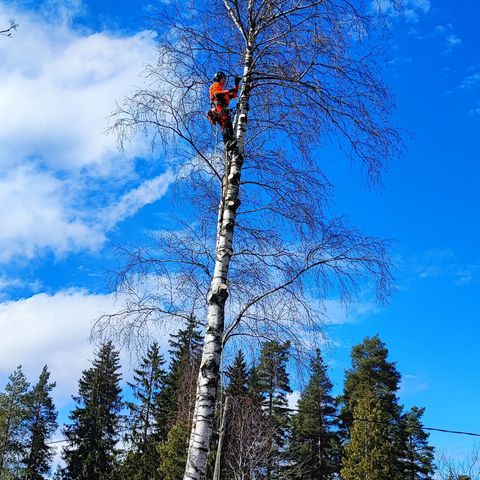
(183, 44, 254, 480)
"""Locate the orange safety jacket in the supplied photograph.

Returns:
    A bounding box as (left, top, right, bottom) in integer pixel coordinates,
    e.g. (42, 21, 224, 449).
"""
(209, 81, 238, 108)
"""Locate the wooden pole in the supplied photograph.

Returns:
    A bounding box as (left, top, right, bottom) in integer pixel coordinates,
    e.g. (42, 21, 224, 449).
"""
(213, 395, 230, 480)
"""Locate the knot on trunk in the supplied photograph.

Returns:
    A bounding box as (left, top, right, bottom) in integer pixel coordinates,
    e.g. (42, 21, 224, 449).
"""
(226, 198, 241, 211)
(227, 171, 241, 186)
(208, 282, 228, 305)
(219, 247, 233, 258)
(224, 219, 235, 232)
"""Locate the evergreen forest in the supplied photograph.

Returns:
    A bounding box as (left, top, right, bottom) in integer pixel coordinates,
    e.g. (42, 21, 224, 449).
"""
(0, 317, 454, 479)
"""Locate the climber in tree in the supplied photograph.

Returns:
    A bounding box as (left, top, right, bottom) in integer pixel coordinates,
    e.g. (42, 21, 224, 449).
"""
(207, 71, 241, 149)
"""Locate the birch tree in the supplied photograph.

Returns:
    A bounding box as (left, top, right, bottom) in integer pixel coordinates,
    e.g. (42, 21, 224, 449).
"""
(101, 0, 403, 478)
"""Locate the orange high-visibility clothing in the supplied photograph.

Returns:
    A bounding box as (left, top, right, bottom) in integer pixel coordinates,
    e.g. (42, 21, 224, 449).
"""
(209, 82, 238, 107)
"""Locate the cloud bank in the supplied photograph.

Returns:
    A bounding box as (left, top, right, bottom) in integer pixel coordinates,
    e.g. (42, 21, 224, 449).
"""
(0, 2, 172, 262)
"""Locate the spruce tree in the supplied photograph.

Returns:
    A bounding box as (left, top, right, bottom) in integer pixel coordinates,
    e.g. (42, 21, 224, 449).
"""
(247, 362, 264, 407)
(22, 366, 58, 480)
(63, 341, 122, 480)
(257, 340, 292, 479)
(288, 349, 340, 480)
(123, 342, 166, 480)
(223, 353, 269, 480)
(341, 390, 399, 480)
(158, 316, 202, 433)
(0, 366, 29, 476)
(225, 350, 249, 398)
(399, 406, 435, 480)
(257, 340, 292, 417)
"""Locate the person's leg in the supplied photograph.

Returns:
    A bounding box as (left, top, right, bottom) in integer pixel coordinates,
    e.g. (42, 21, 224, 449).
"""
(220, 111, 237, 151)
(222, 118, 234, 144)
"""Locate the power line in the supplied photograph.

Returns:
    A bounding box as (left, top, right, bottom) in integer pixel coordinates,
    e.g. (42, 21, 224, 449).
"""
(275, 404, 480, 438)
(46, 408, 480, 447)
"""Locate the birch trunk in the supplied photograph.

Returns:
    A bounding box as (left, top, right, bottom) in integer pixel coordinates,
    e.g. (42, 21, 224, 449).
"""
(183, 44, 254, 480)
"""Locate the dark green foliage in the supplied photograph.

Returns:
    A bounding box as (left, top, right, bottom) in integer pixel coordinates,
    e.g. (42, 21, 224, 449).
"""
(122, 342, 167, 480)
(157, 421, 189, 480)
(63, 341, 122, 480)
(158, 316, 202, 433)
(257, 340, 292, 416)
(399, 406, 435, 480)
(340, 336, 403, 479)
(288, 349, 340, 480)
(341, 335, 401, 434)
(0, 366, 29, 476)
(340, 335, 435, 480)
(22, 366, 58, 480)
(246, 362, 265, 407)
(257, 340, 292, 479)
(225, 350, 249, 398)
(0, 327, 436, 480)
(341, 390, 399, 480)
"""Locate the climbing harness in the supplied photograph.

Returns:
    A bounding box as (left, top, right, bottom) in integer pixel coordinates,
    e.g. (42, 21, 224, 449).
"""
(206, 73, 242, 147)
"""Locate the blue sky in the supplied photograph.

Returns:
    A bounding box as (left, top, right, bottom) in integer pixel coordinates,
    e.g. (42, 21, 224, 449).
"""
(0, 0, 479, 464)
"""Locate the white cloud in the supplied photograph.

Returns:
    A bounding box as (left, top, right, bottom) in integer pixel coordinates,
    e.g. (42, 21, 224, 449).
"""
(0, 288, 178, 408)
(0, 165, 174, 261)
(323, 298, 380, 325)
(0, 4, 154, 173)
(461, 72, 480, 90)
(0, 274, 42, 299)
(444, 34, 462, 54)
(0, 275, 24, 290)
(102, 171, 175, 229)
(287, 390, 301, 410)
(0, 166, 105, 261)
(0, 3, 174, 262)
(406, 248, 480, 286)
(373, 0, 430, 23)
(468, 106, 480, 116)
(0, 290, 114, 407)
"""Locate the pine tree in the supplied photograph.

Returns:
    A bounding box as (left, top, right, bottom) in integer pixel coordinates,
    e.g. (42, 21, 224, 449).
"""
(22, 366, 58, 480)
(288, 349, 340, 480)
(0, 366, 29, 476)
(158, 316, 202, 433)
(341, 390, 399, 480)
(341, 335, 401, 432)
(257, 340, 292, 479)
(63, 341, 122, 480)
(157, 421, 189, 480)
(122, 342, 167, 480)
(399, 406, 435, 480)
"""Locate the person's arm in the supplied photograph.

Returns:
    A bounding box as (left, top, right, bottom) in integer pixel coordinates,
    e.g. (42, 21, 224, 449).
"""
(229, 77, 242, 98)
(211, 83, 230, 98)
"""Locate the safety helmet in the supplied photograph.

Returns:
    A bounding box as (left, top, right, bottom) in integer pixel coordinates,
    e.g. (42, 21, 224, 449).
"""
(213, 71, 227, 82)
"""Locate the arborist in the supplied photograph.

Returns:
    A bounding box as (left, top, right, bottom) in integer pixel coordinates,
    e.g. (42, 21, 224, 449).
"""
(207, 71, 242, 150)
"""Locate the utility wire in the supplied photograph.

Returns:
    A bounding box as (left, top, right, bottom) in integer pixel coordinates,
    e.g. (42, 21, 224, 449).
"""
(276, 404, 480, 438)
(45, 406, 480, 447)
